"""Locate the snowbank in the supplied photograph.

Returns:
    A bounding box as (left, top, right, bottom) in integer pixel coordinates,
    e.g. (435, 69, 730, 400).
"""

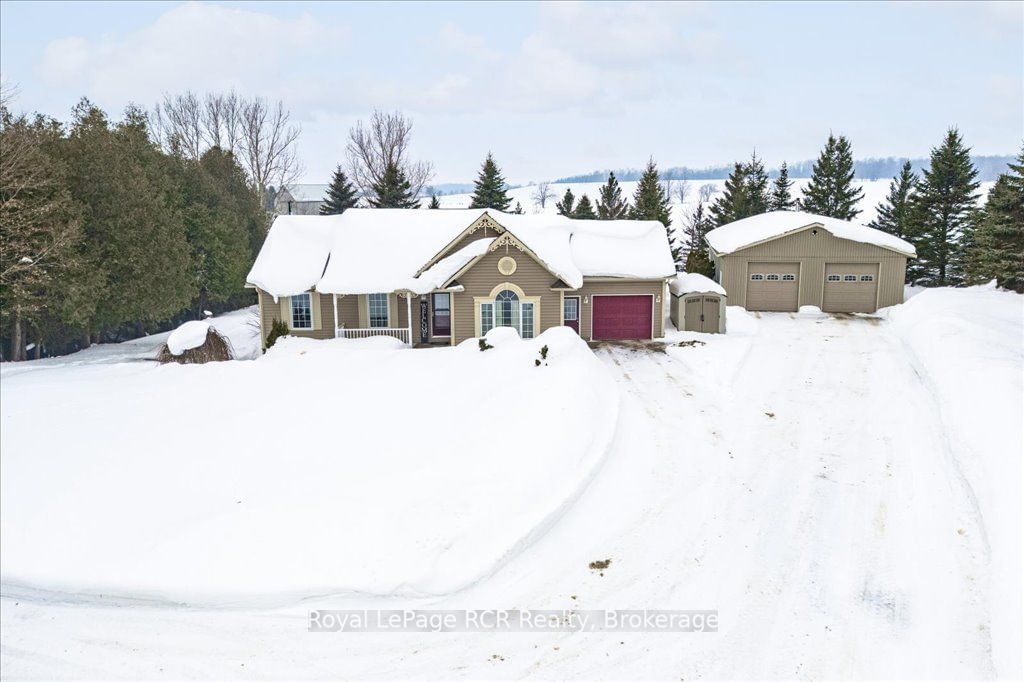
(884, 286, 1023, 678)
(166, 321, 211, 356)
(705, 210, 916, 256)
(670, 272, 726, 296)
(0, 326, 618, 603)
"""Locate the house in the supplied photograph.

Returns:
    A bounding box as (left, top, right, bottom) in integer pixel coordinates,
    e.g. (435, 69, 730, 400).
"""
(245, 209, 676, 347)
(705, 211, 916, 313)
(273, 184, 330, 215)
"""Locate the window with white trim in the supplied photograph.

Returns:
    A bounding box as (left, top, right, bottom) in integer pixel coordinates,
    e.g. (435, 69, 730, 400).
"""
(521, 302, 534, 339)
(290, 293, 312, 329)
(750, 274, 765, 281)
(860, 274, 874, 282)
(481, 303, 494, 335)
(844, 275, 857, 282)
(766, 274, 781, 281)
(368, 293, 389, 328)
(827, 274, 841, 282)
(782, 274, 796, 281)
(495, 289, 520, 330)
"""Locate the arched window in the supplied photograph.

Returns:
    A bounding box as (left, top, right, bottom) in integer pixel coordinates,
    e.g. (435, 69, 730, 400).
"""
(495, 289, 520, 329)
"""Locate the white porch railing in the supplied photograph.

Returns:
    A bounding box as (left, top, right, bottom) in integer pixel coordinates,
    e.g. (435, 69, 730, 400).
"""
(337, 327, 411, 345)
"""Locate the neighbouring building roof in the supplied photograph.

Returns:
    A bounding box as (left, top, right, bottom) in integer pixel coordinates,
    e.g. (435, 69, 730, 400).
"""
(705, 210, 917, 257)
(670, 272, 726, 297)
(247, 209, 676, 298)
(280, 184, 330, 203)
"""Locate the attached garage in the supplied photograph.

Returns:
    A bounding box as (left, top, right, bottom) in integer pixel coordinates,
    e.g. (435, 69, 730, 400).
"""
(822, 263, 880, 313)
(705, 211, 916, 315)
(745, 262, 799, 312)
(592, 295, 653, 340)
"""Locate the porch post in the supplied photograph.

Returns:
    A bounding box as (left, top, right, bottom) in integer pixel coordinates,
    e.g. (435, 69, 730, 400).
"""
(333, 294, 339, 338)
(406, 292, 413, 347)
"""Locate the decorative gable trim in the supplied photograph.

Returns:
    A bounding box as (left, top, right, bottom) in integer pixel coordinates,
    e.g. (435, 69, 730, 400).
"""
(414, 211, 507, 277)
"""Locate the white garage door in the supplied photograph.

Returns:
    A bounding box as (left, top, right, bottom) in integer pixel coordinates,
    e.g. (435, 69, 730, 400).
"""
(823, 263, 880, 313)
(746, 262, 799, 312)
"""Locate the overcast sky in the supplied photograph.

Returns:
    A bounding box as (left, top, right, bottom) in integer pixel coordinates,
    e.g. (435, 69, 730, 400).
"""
(2, 1, 1021, 184)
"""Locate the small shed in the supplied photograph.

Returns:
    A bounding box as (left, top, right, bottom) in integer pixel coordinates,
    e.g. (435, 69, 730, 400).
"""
(670, 273, 727, 334)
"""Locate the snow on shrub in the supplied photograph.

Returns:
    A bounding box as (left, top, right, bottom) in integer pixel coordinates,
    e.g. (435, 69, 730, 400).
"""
(158, 321, 233, 364)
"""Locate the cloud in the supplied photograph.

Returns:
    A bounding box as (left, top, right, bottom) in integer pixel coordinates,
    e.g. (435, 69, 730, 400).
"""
(37, 2, 344, 106)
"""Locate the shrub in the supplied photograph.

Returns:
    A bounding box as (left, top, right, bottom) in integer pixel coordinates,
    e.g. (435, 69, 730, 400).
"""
(157, 327, 233, 364)
(479, 338, 494, 351)
(265, 319, 289, 349)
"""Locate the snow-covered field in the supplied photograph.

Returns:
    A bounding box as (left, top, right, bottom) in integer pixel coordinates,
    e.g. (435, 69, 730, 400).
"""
(435, 178, 996, 230)
(1, 287, 1021, 679)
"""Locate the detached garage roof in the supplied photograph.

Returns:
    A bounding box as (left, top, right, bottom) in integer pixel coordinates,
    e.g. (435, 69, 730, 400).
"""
(706, 211, 917, 257)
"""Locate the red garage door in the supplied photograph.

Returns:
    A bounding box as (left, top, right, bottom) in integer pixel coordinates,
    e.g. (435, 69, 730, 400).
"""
(592, 295, 653, 340)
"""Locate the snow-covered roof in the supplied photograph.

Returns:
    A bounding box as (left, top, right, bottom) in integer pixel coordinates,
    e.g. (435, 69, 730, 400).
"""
(246, 215, 337, 298)
(670, 273, 726, 296)
(280, 184, 329, 203)
(705, 211, 917, 257)
(248, 209, 676, 297)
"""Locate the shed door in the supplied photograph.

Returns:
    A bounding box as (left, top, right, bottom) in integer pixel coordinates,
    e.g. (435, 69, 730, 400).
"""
(746, 262, 799, 312)
(592, 295, 653, 340)
(823, 263, 879, 313)
(684, 297, 703, 331)
(702, 296, 721, 332)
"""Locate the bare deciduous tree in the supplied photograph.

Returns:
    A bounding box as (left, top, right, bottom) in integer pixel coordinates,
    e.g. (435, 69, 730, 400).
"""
(532, 182, 554, 209)
(674, 177, 691, 205)
(346, 110, 432, 200)
(152, 91, 301, 207)
(698, 182, 716, 203)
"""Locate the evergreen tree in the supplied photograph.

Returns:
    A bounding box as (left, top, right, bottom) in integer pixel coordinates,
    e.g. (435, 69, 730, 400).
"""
(769, 161, 797, 211)
(319, 165, 358, 215)
(869, 161, 917, 238)
(682, 200, 716, 277)
(428, 193, 441, 209)
(965, 150, 1023, 291)
(631, 158, 671, 227)
(512, 201, 524, 215)
(709, 163, 749, 226)
(907, 128, 980, 285)
(799, 133, 864, 219)
(64, 100, 195, 338)
(556, 188, 576, 217)
(744, 151, 770, 216)
(573, 194, 597, 219)
(367, 161, 419, 208)
(596, 172, 629, 219)
(468, 152, 512, 211)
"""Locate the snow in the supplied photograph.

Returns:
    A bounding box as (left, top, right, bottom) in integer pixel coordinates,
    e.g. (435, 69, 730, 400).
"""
(245, 215, 336, 298)
(705, 210, 917, 256)
(569, 219, 676, 280)
(1, 326, 617, 602)
(165, 320, 211, 355)
(670, 272, 726, 296)
(2, 289, 1021, 679)
(416, 237, 494, 291)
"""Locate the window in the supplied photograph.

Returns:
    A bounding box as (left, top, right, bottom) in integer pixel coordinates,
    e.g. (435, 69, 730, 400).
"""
(844, 275, 857, 282)
(290, 293, 312, 329)
(766, 274, 780, 281)
(782, 274, 796, 281)
(827, 274, 841, 282)
(860, 274, 874, 282)
(480, 303, 494, 335)
(495, 289, 520, 329)
(750, 274, 765, 281)
(521, 302, 535, 339)
(563, 297, 579, 322)
(368, 293, 389, 328)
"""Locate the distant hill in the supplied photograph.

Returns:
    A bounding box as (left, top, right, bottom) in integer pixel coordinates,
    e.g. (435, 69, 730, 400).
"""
(554, 155, 1016, 184)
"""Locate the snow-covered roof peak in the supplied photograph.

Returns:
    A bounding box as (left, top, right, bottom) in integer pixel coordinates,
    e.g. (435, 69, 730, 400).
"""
(670, 273, 726, 296)
(705, 210, 917, 257)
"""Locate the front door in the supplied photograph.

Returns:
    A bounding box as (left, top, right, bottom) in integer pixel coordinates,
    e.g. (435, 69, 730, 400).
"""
(432, 293, 451, 336)
(563, 296, 580, 334)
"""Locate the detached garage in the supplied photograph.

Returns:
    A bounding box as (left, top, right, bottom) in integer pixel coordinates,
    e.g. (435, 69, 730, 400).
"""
(705, 211, 916, 314)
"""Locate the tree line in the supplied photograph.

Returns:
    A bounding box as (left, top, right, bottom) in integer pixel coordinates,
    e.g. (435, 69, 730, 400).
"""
(1, 88, 290, 361)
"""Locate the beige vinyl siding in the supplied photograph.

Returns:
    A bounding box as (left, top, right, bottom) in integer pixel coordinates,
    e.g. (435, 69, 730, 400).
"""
(717, 228, 907, 311)
(257, 288, 336, 345)
(577, 279, 666, 339)
(451, 246, 561, 343)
